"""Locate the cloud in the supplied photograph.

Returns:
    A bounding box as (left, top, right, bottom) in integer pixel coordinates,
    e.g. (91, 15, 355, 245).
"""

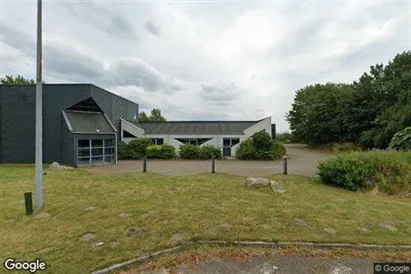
(144, 20, 161, 37)
(1, 1, 409, 132)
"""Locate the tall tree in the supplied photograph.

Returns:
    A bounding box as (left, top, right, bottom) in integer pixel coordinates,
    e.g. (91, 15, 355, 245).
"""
(138, 108, 167, 122)
(0, 74, 36, 84)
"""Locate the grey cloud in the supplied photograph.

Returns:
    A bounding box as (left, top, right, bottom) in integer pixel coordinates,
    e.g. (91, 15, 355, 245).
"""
(110, 57, 183, 93)
(1, 25, 35, 56)
(65, 2, 138, 41)
(144, 20, 161, 37)
(200, 82, 240, 105)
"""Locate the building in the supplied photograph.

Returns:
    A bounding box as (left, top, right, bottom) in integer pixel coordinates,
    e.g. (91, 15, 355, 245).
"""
(120, 117, 275, 157)
(0, 84, 138, 167)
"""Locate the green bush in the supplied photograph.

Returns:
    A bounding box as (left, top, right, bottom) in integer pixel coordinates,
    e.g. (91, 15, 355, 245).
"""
(146, 145, 163, 159)
(179, 144, 200, 159)
(389, 127, 411, 151)
(235, 139, 256, 160)
(236, 131, 286, 160)
(127, 138, 153, 159)
(198, 145, 222, 159)
(161, 144, 176, 159)
(117, 141, 131, 160)
(318, 150, 411, 194)
(332, 143, 362, 153)
(276, 132, 295, 144)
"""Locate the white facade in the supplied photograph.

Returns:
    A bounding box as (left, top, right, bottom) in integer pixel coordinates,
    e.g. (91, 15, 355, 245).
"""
(120, 117, 272, 157)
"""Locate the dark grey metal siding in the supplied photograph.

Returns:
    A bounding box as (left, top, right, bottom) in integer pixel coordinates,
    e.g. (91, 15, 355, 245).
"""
(127, 101, 138, 121)
(43, 84, 91, 163)
(61, 119, 75, 166)
(0, 84, 138, 164)
(0, 85, 36, 163)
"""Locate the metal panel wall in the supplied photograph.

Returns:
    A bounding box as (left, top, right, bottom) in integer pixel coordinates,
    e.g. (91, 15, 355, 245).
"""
(90, 85, 113, 121)
(127, 100, 138, 121)
(0, 89, 2, 163)
(43, 84, 91, 163)
(0, 85, 36, 163)
(61, 118, 75, 166)
(111, 95, 128, 130)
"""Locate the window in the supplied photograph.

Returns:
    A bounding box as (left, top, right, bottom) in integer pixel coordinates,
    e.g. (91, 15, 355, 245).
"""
(123, 130, 137, 138)
(175, 138, 211, 146)
(151, 138, 164, 145)
(77, 138, 115, 166)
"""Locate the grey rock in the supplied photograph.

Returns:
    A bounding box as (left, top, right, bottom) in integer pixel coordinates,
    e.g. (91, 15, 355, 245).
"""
(324, 228, 337, 235)
(270, 180, 286, 193)
(292, 218, 309, 227)
(127, 227, 149, 238)
(357, 227, 372, 233)
(119, 212, 130, 217)
(34, 212, 51, 219)
(245, 177, 270, 188)
(50, 162, 64, 171)
(379, 222, 397, 232)
(79, 233, 95, 242)
(204, 227, 217, 236)
(171, 233, 185, 244)
(92, 242, 104, 248)
(85, 206, 97, 212)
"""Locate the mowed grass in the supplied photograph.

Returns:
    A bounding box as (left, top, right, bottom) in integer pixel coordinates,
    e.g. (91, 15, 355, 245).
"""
(1, 165, 410, 274)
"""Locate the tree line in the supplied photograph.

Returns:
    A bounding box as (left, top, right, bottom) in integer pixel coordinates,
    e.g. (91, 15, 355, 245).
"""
(286, 51, 411, 149)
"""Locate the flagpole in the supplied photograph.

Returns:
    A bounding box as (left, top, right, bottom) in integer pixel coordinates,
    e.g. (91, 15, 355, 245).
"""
(35, 0, 43, 208)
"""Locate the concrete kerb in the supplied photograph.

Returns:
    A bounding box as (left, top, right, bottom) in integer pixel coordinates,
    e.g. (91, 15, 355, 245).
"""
(91, 240, 411, 274)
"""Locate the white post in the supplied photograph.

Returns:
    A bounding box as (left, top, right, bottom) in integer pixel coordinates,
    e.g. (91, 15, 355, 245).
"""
(35, 0, 43, 208)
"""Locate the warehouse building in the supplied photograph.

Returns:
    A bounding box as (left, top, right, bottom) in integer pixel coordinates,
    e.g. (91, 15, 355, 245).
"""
(0, 84, 138, 167)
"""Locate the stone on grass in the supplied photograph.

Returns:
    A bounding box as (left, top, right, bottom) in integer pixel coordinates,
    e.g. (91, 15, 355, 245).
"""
(84, 206, 97, 212)
(379, 222, 397, 232)
(119, 212, 130, 217)
(127, 227, 149, 238)
(92, 242, 104, 248)
(292, 218, 309, 227)
(79, 233, 95, 242)
(50, 162, 64, 171)
(270, 180, 286, 194)
(357, 227, 372, 233)
(204, 227, 217, 236)
(245, 177, 270, 188)
(34, 212, 51, 219)
(324, 228, 337, 235)
(171, 233, 185, 244)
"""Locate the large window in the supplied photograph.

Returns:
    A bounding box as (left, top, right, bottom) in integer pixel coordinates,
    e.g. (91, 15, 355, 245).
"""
(77, 139, 115, 166)
(175, 138, 211, 146)
(222, 138, 240, 157)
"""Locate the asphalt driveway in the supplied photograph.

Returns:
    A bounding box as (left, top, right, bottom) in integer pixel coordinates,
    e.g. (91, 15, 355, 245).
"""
(89, 144, 332, 177)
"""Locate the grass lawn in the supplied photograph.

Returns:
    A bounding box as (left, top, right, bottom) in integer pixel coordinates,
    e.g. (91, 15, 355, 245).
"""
(1, 165, 410, 274)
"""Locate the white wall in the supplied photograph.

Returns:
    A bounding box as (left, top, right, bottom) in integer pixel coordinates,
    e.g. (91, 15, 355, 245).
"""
(120, 117, 273, 157)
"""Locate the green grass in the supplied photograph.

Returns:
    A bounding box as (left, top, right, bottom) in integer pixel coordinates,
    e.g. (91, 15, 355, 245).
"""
(1, 165, 410, 274)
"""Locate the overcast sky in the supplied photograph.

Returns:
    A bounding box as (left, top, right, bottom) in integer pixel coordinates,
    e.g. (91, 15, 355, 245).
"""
(0, 0, 409, 131)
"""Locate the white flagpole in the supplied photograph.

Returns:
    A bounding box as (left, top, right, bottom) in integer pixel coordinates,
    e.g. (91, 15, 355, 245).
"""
(35, 0, 43, 208)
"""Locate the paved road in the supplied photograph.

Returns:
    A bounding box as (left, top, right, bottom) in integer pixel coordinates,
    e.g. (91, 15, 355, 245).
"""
(89, 144, 332, 177)
(139, 255, 377, 274)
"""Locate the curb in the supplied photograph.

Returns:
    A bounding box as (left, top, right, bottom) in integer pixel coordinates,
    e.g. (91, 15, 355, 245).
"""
(91, 240, 411, 274)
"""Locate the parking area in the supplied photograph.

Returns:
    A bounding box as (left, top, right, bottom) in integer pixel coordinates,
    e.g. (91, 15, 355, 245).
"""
(88, 144, 332, 177)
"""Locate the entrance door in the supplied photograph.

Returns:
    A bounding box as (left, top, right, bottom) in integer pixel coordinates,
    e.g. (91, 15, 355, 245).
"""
(223, 138, 240, 157)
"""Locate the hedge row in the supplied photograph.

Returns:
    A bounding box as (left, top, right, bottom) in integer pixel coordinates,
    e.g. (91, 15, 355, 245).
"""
(179, 144, 222, 159)
(318, 150, 411, 195)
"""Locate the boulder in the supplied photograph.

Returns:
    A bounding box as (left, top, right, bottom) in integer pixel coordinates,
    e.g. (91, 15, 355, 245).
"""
(245, 177, 270, 188)
(270, 180, 286, 193)
(379, 222, 397, 232)
(50, 162, 64, 171)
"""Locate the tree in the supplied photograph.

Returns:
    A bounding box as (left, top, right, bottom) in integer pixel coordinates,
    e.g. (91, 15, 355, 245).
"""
(0, 74, 36, 84)
(139, 108, 167, 122)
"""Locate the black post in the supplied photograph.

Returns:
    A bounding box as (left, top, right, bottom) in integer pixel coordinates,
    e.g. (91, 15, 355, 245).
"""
(143, 156, 147, 172)
(24, 192, 33, 216)
(211, 157, 215, 173)
(283, 156, 288, 175)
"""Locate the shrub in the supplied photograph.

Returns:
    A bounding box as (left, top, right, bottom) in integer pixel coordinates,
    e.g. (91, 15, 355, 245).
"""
(179, 144, 200, 159)
(127, 138, 153, 159)
(332, 143, 362, 153)
(236, 131, 286, 160)
(235, 139, 256, 160)
(146, 145, 163, 159)
(318, 150, 411, 195)
(199, 145, 222, 159)
(117, 141, 131, 160)
(161, 144, 176, 159)
(389, 127, 411, 151)
(276, 132, 295, 144)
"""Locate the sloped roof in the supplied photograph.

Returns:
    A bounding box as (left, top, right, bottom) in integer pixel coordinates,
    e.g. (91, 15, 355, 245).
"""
(127, 120, 259, 135)
(64, 111, 116, 133)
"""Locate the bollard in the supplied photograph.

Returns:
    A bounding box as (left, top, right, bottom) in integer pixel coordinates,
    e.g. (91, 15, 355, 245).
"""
(211, 157, 215, 173)
(283, 156, 288, 175)
(24, 192, 33, 216)
(143, 157, 147, 172)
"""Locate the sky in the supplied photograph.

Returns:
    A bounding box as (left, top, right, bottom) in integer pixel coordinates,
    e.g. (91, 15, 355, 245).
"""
(0, 0, 410, 132)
